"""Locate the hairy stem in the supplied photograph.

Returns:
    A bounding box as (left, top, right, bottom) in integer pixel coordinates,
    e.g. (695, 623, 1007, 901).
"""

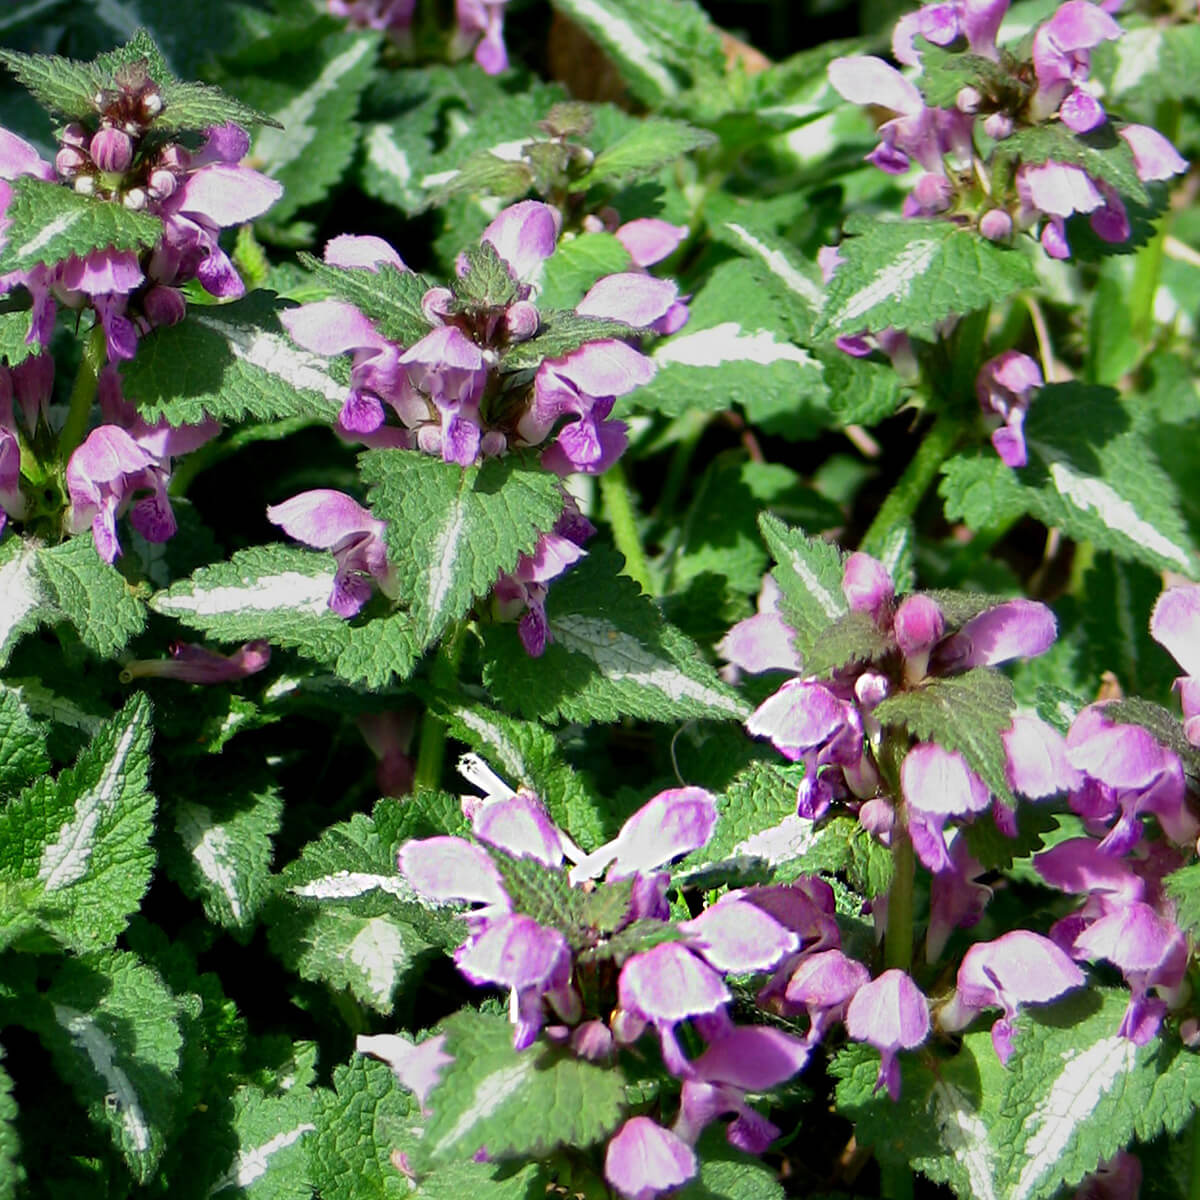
(885, 825, 916, 973)
(879, 1160, 915, 1200)
(860, 411, 963, 559)
(1130, 100, 1181, 344)
(600, 459, 655, 595)
(413, 623, 467, 793)
(59, 326, 106, 465)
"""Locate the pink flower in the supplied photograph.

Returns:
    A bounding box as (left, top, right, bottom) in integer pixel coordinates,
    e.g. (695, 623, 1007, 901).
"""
(845, 969, 930, 1099)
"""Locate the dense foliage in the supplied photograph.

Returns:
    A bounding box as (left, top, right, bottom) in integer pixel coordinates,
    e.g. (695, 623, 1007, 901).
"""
(1, 0, 1199, 1197)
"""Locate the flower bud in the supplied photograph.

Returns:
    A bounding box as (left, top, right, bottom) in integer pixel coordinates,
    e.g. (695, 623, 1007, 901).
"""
(421, 286, 454, 324)
(842, 552, 893, 623)
(956, 85, 981, 113)
(74, 175, 97, 196)
(90, 127, 133, 174)
(504, 300, 539, 342)
(912, 173, 953, 213)
(158, 143, 190, 172)
(894, 594, 945, 661)
(139, 85, 164, 121)
(979, 208, 1013, 242)
(143, 286, 187, 328)
(123, 187, 147, 211)
(147, 168, 177, 199)
(480, 430, 507, 457)
(61, 122, 88, 147)
(570, 1019, 615, 1062)
(55, 146, 87, 177)
(983, 112, 1013, 141)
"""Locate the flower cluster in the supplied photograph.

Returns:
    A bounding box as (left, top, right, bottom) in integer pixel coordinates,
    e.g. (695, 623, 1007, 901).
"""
(329, 0, 513, 74)
(272, 200, 683, 646)
(828, 0, 1188, 259)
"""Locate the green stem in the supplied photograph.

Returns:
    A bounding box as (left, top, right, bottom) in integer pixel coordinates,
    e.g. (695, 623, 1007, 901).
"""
(413, 623, 467, 793)
(59, 326, 106, 465)
(600, 460, 655, 595)
(860, 411, 964, 558)
(885, 825, 916, 973)
(879, 1161, 915, 1200)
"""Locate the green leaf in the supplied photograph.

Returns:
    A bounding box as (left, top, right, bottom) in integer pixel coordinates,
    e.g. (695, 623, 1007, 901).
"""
(438, 700, 611, 848)
(501, 311, 638, 372)
(802, 609, 893, 677)
(875, 668, 1017, 806)
(0, 311, 34, 369)
(0, 694, 155, 952)
(0, 177, 162, 276)
(537, 233, 633, 311)
(999, 123, 1149, 207)
(1165, 862, 1200, 938)
(547, 0, 726, 107)
(0, 46, 104, 119)
(719, 220, 825, 339)
(572, 118, 715, 188)
(758, 513, 847, 663)
(150, 544, 420, 688)
(267, 805, 463, 1013)
(942, 385, 1200, 576)
(625, 261, 828, 437)
(1105, 697, 1200, 786)
(235, 30, 380, 222)
(165, 781, 283, 939)
(32, 950, 183, 1183)
(121, 291, 344, 426)
(0, 536, 48, 667)
(455, 242, 520, 310)
(818, 216, 1038, 340)
(481, 547, 748, 724)
(0, 687, 48, 796)
(1108, 23, 1200, 107)
(156, 78, 278, 134)
(206, 1044, 317, 1199)
(297, 254, 434, 347)
(677, 1134, 785, 1200)
(361, 449, 564, 648)
(0, 1048, 20, 1200)
(419, 1011, 627, 1167)
(34, 536, 147, 657)
(914, 40, 1017, 109)
(309, 1056, 417, 1200)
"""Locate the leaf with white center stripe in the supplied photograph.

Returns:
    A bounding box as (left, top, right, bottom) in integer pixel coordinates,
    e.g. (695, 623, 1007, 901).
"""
(25, 950, 183, 1182)
(266, 800, 464, 1012)
(547, 0, 726, 106)
(0, 176, 162, 276)
(0, 536, 50, 668)
(164, 776, 282, 940)
(0, 693, 154, 953)
(835, 986, 1200, 1199)
(416, 1011, 627, 1169)
(232, 30, 379, 223)
(481, 547, 747, 724)
(0, 687, 48, 796)
(623, 260, 829, 437)
(942, 384, 1199, 577)
(205, 1043, 317, 1199)
(121, 291, 344, 426)
(817, 215, 1037, 340)
(439, 701, 611, 848)
(151, 544, 419, 687)
(759, 512, 847, 664)
(361, 449, 564, 649)
(719, 220, 824, 337)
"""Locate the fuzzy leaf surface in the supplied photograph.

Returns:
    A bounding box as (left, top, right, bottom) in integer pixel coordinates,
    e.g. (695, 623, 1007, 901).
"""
(481, 548, 747, 724)
(0, 693, 154, 952)
(0, 687, 48, 796)
(572, 118, 716, 188)
(818, 215, 1037, 339)
(418, 1011, 627, 1167)
(362, 449, 564, 648)
(0, 177, 162, 275)
(759, 513, 847, 662)
(875, 668, 1017, 807)
(34, 536, 147, 657)
(122, 291, 344, 426)
(297, 254, 434, 346)
(150, 544, 419, 687)
(30, 950, 183, 1183)
(0, 537, 47, 667)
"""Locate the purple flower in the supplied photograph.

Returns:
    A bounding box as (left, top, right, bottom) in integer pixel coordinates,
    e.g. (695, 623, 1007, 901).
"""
(398, 835, 508, 908)
(845, 969, 930, 1100)
(577, 273, 689, 336)
(1151, 584, 1200, 745)
(517, 339, 652, 475)
(121, 639, 271, 684)
(892, 0, 1009, 64)
(977, 351, 1043, 468)
(614, 218, 689, 267)
(399, 325, 489, 465)
(843, 551, 895, 623)
(1017, 161, 1104, 260)
(472, 792, 567, 867)
(782, 948, 871, 1044)
(454, 0, 512, 74)
(617, 942, 731, 1077)
(491, 531, 585, 656)
(717, 576, 802, 677)
(605, 1117, 697, 1200)
(1119, 125, 1188, 182)
(65, 425, 169, 562)
(938, 930, 1085, 1062)
(480, 200, 560, 285)
(266, 489, 394, 617)
(1031, 1, 1121, 130)
(933, 598, 1057, 671)
(680, 897, 799, 974)
(1003, 711, 1080, 798)
(902, 743, 992, 873)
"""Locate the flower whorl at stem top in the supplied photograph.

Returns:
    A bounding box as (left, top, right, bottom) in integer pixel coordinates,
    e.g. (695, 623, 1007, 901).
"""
(828, 0, 1187, 259)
